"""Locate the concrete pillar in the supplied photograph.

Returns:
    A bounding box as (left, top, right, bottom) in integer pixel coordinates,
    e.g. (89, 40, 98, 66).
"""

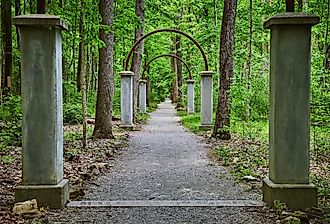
(13, 15, 69, 209)
(139, 79, 147, 113)
(262, 13, 319, 210)
(200, 71, 213, 128)
(120, 71, 134, 128)
(187, 79, 195, 114)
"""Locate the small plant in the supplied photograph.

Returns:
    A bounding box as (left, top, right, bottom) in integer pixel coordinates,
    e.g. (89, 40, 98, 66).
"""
(0, 155, 15, 164)
(64, 148, 79, 161)
(64, 132, 81, 142)
(273, 200, 288, 215)
(216, 146, 230, 166)
(135, 112, 150, 124)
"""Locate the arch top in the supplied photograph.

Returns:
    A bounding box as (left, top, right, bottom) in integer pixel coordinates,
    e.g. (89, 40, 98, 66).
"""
(141, 54, 192, 80)
(125, 29, 209, 71)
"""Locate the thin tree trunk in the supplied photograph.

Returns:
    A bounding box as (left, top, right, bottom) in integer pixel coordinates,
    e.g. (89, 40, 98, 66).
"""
(93, 0, 115, 139)
(77, 1, 84, 92)
(37, 0, 45, 13)
(13, 0, 21, 95)
(131, 0, 145, 119)
(78, 0, 87, 148)
(298, 0, 303, 11)
(245, 0, 253, 122)
(175, 8, 183, 108)
(325, 0, 330, 69)
(212, 0, 238, 139)
(29, 0, 33, 13)
(170, 42, 179, 103)
(1, 0, 12, 95)
(286, 0, 294, 12)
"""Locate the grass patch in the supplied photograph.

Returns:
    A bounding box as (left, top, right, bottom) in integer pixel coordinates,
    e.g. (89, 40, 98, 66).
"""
(135, 112, 150, 124)
(179, 112, 202, 134)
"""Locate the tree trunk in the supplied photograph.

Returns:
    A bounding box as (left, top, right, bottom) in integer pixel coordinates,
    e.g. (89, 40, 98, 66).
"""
(29, 0, 33, 13)
(77, 1, 84, 92)
(286, 0, 294, 12)
(212, 0, 237, 140)
(298, 0, 303, 11)
(325, 0, 330, 69)
(13, 0, 21, 95)
(131, 0, 145, 119)
(78, 0, 87, 148)
(175, 9, 183, 108)
(93, 0, 115, 139)
(1, 0, 12, 95)
(245, 0, 253, 122)
(37, 0, 45, 13)
(170, 43, 179, 104)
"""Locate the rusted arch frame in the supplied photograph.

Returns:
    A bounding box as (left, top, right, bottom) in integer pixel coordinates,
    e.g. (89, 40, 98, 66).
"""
(125, 28, 209, 71)
(141, 54, 192, 80)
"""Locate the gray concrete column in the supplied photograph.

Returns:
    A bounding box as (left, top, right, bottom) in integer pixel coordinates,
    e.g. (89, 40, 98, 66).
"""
(139, 79, 147, 113)
(13, 15, 69, 208)
(187, 80, 195, 114)
(120, 71, 134, 128)
(262, 13, 319, 210)
(200, 71, 214, 128)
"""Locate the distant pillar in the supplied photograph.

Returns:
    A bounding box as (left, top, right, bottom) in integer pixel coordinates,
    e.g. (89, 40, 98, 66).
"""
(200, 71, 213, 128)
(139, 79, 147, 113)
(13, 15, 69, 209)
(187, 79, 195, 114)
(120, 71, 134, 128)
(262, 13, 319, 210)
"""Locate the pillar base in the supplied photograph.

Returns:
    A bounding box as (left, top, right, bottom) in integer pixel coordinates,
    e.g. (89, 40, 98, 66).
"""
(262, 178, 317, 210)
(199, 124, 212, 130)
(15, 179, 69, 209)
(119, 124, 134, 129)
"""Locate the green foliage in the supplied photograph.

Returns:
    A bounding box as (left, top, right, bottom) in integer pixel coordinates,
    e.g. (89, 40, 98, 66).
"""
(179, 113, 201, 134)
(63, 82, 97, 125)
(216, 146, 230, 166)
(0, 155, 15, 164)
(135, 113, 150, 124)
(0, 95, 22, 148)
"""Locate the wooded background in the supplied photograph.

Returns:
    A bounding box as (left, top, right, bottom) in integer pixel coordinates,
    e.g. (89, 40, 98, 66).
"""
(0, 0, 328, 151)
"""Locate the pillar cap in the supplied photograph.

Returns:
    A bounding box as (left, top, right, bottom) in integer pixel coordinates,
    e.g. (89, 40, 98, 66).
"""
(120, 71, 134, 76)
(13, 14, 68, 30)
(264, 13, 319, 29)
(139, 79, 147, 83)
(200, 71, 214, 77)
(187, 79, 195, 83)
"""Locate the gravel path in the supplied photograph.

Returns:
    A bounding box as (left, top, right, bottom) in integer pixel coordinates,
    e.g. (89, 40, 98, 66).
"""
(50, 100, 275, 223)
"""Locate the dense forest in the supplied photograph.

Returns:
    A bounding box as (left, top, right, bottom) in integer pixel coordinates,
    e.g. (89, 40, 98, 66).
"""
(0, 0, 329, 217)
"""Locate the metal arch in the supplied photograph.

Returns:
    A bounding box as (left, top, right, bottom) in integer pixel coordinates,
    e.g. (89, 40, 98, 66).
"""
(141, 54, 192, 80)
(125, 28, 209, 71)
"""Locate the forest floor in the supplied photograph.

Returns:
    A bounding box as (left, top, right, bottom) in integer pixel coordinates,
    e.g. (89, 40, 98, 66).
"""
(0, 121, 130, 224)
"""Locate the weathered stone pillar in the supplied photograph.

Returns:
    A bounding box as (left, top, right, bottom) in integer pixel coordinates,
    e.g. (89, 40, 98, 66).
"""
(13, 15, 69, 209)
(187, 79, 195, 114)
(263, 13, 319, 210)
(139, 79, 147, 113)
(200, 71, 213, 128)
(120, 71, 134, 128)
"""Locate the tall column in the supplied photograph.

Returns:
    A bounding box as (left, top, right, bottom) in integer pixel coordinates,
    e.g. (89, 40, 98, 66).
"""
(187, 79, 195, 114)
(13, 15, 69, 209)
(120, 71, 134, 128)
(139, 79, 147, 113)
(200, 71, 213, 128)
(263, 13, 319, 210)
